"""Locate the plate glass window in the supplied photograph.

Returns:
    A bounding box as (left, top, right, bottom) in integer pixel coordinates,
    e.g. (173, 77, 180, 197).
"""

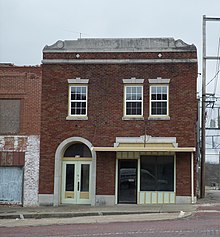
(140, 156, 174, 191)
(69, 86, 87, 116)
(150, 86, 168, 116)
(125, 86, 143, 116)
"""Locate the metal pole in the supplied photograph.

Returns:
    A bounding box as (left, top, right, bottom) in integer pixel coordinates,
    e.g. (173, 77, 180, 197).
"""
(200, 15, 220, 198)
(219, 152, 220, 188)
(200, 15, 206, 198)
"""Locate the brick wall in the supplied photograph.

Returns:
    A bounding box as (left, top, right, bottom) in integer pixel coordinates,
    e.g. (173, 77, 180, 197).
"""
(0, 65, 42, 135)
(0, 65, 42, 206)
(40, 51, 197, 194)
(96, 152, 116, 195)
(176, 153, 192, 196)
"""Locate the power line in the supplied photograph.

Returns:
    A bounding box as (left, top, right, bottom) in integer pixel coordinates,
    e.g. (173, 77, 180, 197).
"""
(206, 69, 220, 88)
(213, 36, 220, 95)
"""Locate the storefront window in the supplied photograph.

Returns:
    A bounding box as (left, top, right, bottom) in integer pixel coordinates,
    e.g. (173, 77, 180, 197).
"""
(140, 156, 174, 191)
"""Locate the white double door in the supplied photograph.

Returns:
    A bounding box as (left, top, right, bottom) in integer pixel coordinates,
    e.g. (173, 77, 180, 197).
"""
(62, 160, 91, 204)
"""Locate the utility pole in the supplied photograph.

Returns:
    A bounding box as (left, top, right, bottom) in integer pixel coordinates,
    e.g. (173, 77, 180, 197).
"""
(219, 152, 220, 188)
(201, 15, 220, 198)
(201, 15, 206, 198)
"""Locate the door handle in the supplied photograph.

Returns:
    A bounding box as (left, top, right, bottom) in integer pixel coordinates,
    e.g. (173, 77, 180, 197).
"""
(77, 182, 80, 191)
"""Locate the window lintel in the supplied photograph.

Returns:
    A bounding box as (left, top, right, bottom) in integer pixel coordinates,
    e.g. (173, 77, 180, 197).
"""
(68, 77, 89, 84)
(148, 77, 170, 84)
(123, 77, 144, 84)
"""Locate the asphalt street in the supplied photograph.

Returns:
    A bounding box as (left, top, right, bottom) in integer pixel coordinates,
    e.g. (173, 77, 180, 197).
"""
(0, 189, 220, 237)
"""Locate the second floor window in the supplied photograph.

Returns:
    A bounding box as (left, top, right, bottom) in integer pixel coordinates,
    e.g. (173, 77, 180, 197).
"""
(69, 86, 87, 116)
(125, 86, 143, 116)
(150, 85, 168, 116)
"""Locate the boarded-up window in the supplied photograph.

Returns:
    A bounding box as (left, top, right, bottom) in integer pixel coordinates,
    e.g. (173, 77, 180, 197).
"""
(0, 100, 20, 134)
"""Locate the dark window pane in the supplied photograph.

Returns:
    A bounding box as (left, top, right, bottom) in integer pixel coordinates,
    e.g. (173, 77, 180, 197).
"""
(140, 156, 174, 191)
(126, 102, 141, 115)
(81, 94, 86, 100)
(151, 94, 156, 100)
(80, 164, 90, 192)
(140, 157, 157, 191)
(70, 99, 86, 115)
(162, 94, 167, 100)
(151, 102, 167, 115)
(82, 108, 86, 115)
(157, 156, 174, 191)
(64, 143, 92, 157)
(66, 164, 74, 191)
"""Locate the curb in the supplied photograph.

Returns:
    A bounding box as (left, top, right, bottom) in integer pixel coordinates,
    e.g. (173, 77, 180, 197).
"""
(0, 210, 191, 220)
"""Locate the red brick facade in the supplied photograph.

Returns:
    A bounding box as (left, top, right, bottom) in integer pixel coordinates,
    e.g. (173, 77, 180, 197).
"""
(0, 64, 42, 206)
(0, 64, 42, 135)
(40, 38, 197, 204)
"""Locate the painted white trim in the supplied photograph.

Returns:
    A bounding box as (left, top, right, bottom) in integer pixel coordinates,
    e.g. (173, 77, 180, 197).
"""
(116, 153, 176, 204)
(68, 85, 88, 117)
(92, 147, 195, 152)
(122, 77, 144, 84)
(174, 154, 176, 193)
(42, 59, 197, 64)
(54, 137, 96, 206)
(148, 77, 170, 84)
(137, 158, 140, 204)
(115, 135, 177, 146)
(115, 159, 118, 205)
(191, 152, 195, 203)
(149, 85, 169, 117)
(67, 78, 89, 84)
(61, 160, 92, 204)
(124, 85, 143, 117)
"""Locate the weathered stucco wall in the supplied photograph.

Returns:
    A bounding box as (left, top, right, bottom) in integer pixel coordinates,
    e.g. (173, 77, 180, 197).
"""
(0, 135, 40, 206)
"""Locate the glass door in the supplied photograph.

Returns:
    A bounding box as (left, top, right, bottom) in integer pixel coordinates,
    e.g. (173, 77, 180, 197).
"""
(118, 160, 137, 204)
(62, 161, 91, 204)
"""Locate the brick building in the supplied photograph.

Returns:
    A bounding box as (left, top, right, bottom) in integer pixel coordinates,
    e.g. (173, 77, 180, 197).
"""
(0, 64, 41, 206)
(40, 38, 197, 206)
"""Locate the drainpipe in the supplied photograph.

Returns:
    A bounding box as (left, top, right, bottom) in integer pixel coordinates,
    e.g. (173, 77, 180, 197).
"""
(191, 152, 195, 203)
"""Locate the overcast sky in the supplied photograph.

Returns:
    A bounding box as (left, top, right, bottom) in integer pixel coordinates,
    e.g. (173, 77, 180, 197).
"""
(0, 1, 219, 65)
(0, 0, 220, 162)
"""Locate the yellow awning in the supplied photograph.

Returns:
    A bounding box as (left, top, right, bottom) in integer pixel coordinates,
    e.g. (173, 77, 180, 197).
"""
(92, 147, 195, 152)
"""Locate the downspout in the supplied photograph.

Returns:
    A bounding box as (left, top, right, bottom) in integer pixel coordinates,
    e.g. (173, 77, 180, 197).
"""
(191, 152, 195, 203)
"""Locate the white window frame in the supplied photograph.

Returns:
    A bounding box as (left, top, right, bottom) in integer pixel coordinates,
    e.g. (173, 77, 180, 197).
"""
(149, 85, 169, 117)
(68, 85, 88, 117)
(124, 85, 143, 117)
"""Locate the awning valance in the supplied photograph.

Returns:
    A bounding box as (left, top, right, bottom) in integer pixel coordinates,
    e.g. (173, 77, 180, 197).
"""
(91, 147, 195, 152)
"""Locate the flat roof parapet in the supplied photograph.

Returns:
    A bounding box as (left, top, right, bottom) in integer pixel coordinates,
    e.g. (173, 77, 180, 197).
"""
(43, 38, 196, 53)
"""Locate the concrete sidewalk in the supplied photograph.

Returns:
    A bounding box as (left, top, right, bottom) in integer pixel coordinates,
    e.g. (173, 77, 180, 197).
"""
(0, 203, 197, 220)
(1, 188, 219, 227)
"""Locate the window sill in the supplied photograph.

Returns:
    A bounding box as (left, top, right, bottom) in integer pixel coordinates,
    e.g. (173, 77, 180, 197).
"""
(148, 116, 170, 120)
(66, 116, 88, 120)
(122, 116, 144, 121)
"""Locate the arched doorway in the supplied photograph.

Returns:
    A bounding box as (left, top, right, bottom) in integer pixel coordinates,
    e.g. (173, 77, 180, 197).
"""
(54, 137, 96, 206)
(62, 143, 92, 204)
